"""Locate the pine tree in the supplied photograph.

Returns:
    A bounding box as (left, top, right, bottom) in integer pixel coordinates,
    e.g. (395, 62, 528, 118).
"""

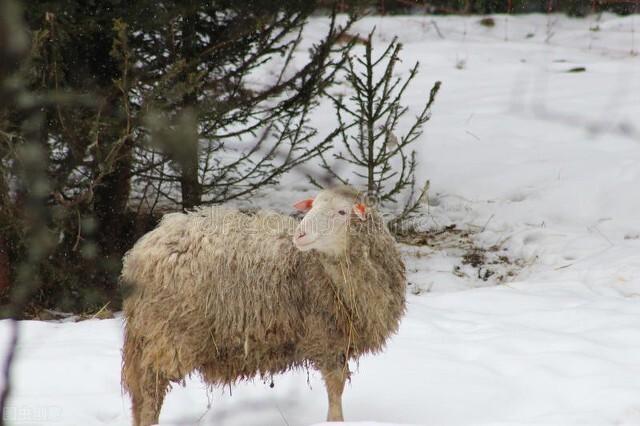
(129, 1, 355, 208)
(0, 0, 357, 311)
(314, 29, 440, 223)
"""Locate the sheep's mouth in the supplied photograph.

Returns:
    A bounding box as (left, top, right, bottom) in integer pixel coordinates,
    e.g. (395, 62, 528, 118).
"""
(293, 237, 317, 251)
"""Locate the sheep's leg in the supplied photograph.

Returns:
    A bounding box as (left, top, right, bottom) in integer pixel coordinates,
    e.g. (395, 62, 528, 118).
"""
(122, 331, 144, 426)
(129, 390, 141, 426)
(137, 369, 169, 426)
(320, 365, 348, 422)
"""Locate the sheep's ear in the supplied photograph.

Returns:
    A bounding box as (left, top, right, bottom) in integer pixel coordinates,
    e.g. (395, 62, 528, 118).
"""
(293, 198, 314, 212)
(353, 203, 367, 220)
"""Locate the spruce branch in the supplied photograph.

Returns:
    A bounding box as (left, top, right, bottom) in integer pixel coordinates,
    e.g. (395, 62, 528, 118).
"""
(316, 27, 441, 227)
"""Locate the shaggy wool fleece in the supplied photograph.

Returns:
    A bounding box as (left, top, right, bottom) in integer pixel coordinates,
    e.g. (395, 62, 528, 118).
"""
(121, 188, 406, 423)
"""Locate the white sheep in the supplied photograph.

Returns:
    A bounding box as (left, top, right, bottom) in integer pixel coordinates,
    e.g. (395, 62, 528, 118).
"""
(121, 185, 406, 425)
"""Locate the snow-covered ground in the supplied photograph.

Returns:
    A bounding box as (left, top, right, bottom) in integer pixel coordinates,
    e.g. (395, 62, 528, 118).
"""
(2, 13, 640, 426)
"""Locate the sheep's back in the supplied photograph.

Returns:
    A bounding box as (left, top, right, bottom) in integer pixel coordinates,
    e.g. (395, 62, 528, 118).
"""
(123, 207, 300, 288)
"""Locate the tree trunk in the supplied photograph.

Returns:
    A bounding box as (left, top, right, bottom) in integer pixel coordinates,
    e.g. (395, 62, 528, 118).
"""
(178, 8, 201, 210)
(0, 237, 9, 294)
(94, 137, 133, 255)
(179, 146, 201, 210)
(0, 173, 10, 294)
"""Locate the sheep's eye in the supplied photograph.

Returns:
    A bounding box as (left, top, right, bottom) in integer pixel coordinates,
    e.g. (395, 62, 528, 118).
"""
(337, 209, 347, 216)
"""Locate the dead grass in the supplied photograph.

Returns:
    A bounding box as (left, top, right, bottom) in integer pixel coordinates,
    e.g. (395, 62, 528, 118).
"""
(28, 303, 115, 321)
(397, 224, 524, 284)
(478, 17, 496, 28)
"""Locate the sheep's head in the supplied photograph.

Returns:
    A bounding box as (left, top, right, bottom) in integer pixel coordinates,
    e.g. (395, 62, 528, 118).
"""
(292, 186, 367, 256)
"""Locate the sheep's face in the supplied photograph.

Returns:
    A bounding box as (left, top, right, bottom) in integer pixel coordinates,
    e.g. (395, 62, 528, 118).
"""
(292, 188, 366, 256)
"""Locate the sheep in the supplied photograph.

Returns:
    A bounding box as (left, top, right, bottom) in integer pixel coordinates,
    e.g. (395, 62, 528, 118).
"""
(121, 185, 406, 425)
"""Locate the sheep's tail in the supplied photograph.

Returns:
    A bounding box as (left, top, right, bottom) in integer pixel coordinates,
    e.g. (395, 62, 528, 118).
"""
(121, 323, 144, 396)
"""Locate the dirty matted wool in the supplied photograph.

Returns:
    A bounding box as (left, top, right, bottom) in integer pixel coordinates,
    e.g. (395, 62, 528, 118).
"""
(121, 201, 405, 392)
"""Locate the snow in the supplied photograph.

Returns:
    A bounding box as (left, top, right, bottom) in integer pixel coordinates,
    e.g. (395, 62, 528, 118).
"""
(2, 13, 640, 426)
